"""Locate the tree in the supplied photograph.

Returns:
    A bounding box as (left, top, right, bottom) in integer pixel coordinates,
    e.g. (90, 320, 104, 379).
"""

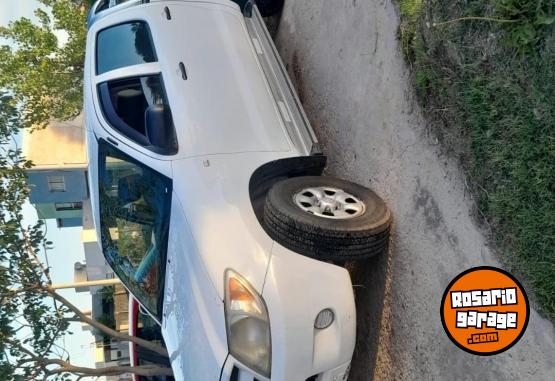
(0, 92, 172, 379)
(0, 0, 88, 130)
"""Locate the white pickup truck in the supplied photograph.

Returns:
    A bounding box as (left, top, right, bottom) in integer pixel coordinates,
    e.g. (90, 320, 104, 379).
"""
(84, 1, 391, 380)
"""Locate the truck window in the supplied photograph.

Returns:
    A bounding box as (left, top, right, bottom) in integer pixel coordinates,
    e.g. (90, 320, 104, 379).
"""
(96, 21, 156, 75)
(95, 0, 134, 14)
(97, 74, 177, 155)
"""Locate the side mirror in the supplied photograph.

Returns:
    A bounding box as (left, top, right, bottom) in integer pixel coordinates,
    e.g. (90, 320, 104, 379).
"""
(144, 104, 178, 154)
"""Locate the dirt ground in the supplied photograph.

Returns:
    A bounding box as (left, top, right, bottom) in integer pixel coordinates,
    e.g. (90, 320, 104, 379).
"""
(272, 1, 555, 380)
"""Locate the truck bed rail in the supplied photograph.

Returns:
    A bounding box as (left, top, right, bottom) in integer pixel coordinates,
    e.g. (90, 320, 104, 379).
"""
(244, 5, 321, 156)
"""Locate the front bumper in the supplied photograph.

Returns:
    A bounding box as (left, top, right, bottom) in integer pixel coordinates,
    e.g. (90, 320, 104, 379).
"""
(221, 356, 351, 381)
(221, 243, 356, 381)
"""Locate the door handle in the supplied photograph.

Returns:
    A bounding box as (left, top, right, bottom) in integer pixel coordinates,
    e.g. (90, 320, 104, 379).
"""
(179, 62, 188, 80)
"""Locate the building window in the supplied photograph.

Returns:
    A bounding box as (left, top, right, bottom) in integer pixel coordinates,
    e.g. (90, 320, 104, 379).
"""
(55, 202, 83, 211)
(47, 175, 66, 192)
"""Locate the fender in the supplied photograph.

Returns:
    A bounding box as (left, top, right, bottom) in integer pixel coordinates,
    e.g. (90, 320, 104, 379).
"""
(249, 155, 327, 225)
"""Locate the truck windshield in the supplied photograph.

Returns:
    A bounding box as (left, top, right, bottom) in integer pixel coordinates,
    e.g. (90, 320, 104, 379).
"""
(97, 140, 171, 319)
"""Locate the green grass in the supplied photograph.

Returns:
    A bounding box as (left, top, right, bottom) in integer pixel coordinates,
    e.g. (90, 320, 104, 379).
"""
(399, 0, 555, 318)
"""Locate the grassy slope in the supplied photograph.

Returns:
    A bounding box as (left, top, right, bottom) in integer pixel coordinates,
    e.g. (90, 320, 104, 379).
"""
(398, 0, 555, 318)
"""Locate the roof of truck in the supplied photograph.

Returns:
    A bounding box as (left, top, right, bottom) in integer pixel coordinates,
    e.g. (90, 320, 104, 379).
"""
(87, 0, 242, 28)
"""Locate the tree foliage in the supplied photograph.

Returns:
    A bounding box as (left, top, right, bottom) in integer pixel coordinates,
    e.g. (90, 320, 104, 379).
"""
(0, 0, 88, 130)
(0, 90, 171, 378)
(0, 4, 172, 377)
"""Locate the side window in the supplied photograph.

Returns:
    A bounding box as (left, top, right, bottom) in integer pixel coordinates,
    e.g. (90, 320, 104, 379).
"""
(98, 74, 178, 155)
(95, 0, 134, 14)
(96, 21, 156, 75)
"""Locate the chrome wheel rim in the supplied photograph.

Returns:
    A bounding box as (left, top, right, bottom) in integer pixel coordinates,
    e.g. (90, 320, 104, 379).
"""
(293, 186, 366, 219)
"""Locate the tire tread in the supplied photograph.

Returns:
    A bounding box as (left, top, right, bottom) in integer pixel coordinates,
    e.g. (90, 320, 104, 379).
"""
(263, 176, 392, 261)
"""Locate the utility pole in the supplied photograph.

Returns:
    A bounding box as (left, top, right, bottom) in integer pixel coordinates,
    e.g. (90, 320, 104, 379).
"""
(50, 278, 122, 290)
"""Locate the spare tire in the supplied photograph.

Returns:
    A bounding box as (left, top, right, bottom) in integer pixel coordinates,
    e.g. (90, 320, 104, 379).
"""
(263, 176, 392, 261)
(256, 0, 284, 17)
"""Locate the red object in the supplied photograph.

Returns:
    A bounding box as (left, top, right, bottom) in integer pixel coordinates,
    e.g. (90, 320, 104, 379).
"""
(129, 296, 140, 381)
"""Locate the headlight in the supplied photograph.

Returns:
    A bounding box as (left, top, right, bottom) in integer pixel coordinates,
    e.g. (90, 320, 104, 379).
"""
(224, 269, 271, 378)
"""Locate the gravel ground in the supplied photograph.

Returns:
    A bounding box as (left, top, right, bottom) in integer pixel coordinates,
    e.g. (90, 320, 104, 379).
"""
(271, 1, 555, 380)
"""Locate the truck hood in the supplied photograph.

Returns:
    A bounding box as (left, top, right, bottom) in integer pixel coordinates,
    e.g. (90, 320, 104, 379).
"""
(169, 151, 292, 299)
(161, 151, 288, 379)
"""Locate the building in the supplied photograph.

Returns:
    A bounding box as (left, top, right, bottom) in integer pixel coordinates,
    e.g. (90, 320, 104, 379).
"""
(22, 114, 113, 285)
(23, 114, 88, 228)
(23, 115, 130, 374)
